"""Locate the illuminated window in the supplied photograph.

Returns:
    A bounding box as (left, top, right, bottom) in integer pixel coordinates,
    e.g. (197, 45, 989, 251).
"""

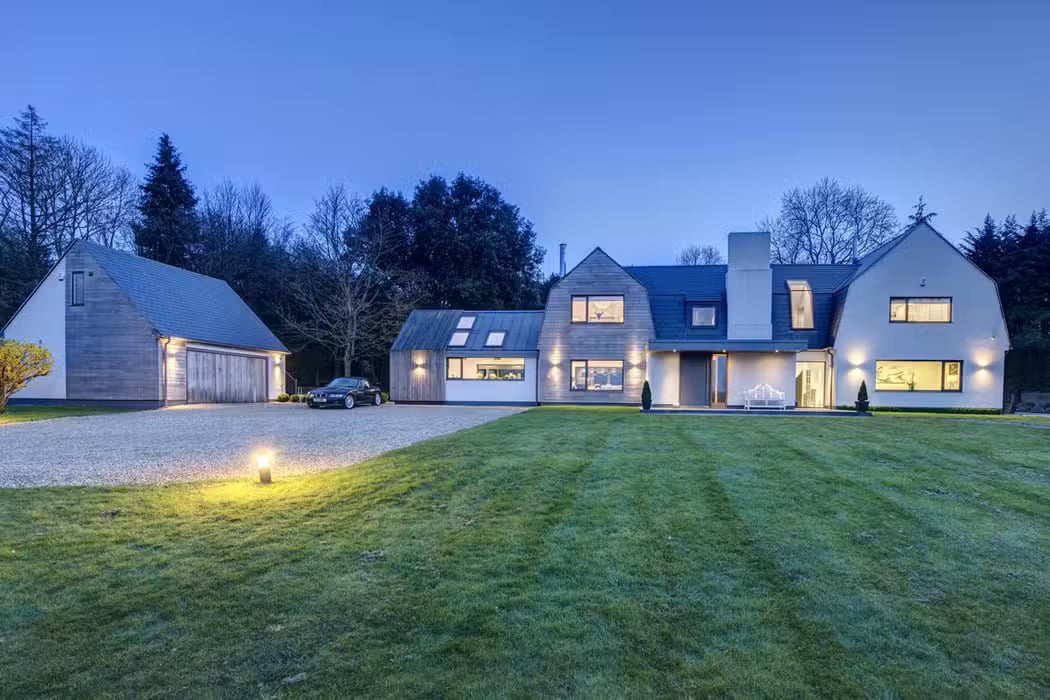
(71, 271, 84, 306)
(875, 360, 963, 392)
(786, 280, 813, 329)
(485, 331, 506, 347)
(571, 295, 624, 323)
(457, 315, 476, 329)
(447, 357, 525, 381)
(570, 359, 624, 391)
(448, 331, 469, 347)
(889, 297, 951, 323)
(691, 305, 716, 327)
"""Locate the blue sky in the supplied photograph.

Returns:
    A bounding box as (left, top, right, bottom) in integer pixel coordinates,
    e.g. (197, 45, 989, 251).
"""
(3, 1, 1048, 272)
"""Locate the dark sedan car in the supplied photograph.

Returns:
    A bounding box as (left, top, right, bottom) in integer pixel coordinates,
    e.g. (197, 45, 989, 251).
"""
(306, 377, 384, 409)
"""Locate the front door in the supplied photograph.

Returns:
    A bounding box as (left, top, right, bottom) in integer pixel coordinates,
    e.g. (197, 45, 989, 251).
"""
(679, 353, 711, 406)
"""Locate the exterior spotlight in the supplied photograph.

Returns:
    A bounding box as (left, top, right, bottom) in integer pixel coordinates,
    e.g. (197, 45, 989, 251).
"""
(254, 451, 273, 484)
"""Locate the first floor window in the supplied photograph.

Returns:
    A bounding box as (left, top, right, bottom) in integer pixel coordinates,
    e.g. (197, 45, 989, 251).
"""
(691, 305, 716, 327)
(571, 295, 624, 323)
(875, 360, 962, 392)
(570, 359, 624, 391)
(786, 280, 814, 329)
(889, 297, 951, 323)
(71, 271, 84, 306)
(447, 357, 525, 380)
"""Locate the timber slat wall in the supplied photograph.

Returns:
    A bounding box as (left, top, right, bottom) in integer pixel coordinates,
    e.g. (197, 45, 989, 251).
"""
(187, 350, 267, 403)
(390, 350, 445, 402)
(537, 249, 655, 404)
(65, 247, 161, 401)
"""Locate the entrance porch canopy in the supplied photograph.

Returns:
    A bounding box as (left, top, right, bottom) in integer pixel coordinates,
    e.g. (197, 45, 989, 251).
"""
(648, 339, 809, 352)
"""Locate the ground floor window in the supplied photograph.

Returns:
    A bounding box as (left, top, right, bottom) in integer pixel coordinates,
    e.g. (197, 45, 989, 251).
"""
(875, 360, 962, 392)
(447, 357, 525, 380)
(570, 360, 624, 391)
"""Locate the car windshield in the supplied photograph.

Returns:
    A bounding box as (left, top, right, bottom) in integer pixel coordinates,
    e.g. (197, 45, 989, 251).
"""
(329, 378, 359, 388)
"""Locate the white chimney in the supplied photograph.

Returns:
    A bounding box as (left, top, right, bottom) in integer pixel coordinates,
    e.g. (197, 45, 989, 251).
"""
(726, 231, 772, 340)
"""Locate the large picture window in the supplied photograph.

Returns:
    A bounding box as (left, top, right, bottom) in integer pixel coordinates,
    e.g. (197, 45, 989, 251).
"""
(446, 357, 525, 381)
(875, 360, 962, 392)
(570, 359, 624, 391)
(571, 295, 624, 323)
(889, 297, 952, 323)
(786, 280, 813, 330)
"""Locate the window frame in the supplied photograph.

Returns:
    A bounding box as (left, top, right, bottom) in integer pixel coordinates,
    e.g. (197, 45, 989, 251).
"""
(569, 359, 626, 392)
(570, 295, 625, 324)
(888, 297, 953, 324)
(446, 356, 526, 382)
(448, 330, 470, 347)
(874, 359, 964, 392)
(690, 304, 717, 328)
(786, 280, 814, 330)
(484, 330, 507, 347)
(70, 271, 85, 306)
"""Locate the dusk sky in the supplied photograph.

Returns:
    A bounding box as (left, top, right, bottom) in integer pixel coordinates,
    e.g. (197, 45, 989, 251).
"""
(4, 0, 1048, 273)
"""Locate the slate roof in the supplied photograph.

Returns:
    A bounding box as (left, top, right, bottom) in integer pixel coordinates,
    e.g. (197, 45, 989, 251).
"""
(624, 263, 854, 349)
(81, 241, 288, 352)
(391, 309, 544, 353)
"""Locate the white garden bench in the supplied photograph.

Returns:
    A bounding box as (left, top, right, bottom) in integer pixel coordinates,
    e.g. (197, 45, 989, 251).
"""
(744, 383, 787, 410)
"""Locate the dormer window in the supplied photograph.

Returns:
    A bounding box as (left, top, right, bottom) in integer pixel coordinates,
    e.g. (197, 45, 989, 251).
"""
(786, 280, 813, 330)
(448, 331, 469, 347)
(484, 331, 506, 347)
(457, 315, 476, 330)
(690, 305, 716, 327)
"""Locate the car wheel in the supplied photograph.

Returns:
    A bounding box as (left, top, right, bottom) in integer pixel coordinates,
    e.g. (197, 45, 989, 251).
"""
(374, 393, 382, 406)
(344, 395, 355, 409)
(308, 402, 319, 409)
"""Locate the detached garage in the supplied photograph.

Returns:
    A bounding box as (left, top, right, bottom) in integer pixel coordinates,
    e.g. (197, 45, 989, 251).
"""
(390, 310, 541, 405)
(3, 240, 288, 407)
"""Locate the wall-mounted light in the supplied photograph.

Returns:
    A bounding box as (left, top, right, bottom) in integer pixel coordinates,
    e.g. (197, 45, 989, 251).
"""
(254, 450, 274, 484)
(413, 362, 426, 370)
(274, 355, 282, 366)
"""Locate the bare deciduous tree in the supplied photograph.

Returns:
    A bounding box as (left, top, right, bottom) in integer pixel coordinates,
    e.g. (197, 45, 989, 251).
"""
(279, 185, 416, 376)
(760, 177, 898, 264)
(676, 244, 724, 265)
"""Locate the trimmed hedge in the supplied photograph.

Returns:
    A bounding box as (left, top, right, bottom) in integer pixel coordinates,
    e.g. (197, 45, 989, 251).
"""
(276, 392, 290, 403)
(835, 405, 1001, 415)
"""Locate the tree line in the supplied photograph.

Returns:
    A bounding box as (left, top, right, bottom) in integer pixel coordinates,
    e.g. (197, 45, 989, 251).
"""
(0, 106, 550, 387)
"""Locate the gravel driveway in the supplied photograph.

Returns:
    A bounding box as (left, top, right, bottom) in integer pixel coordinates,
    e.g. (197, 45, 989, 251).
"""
(0, 404, 524, 488)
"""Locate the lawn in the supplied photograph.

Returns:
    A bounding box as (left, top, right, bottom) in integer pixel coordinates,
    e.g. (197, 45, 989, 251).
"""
(1, 408, 1047, 697)
(0, 405, 135, 425)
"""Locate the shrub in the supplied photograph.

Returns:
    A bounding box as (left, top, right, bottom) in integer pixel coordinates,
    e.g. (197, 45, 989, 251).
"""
(276, 392, 290, 403)
(857, 380, 868, 403)
(381, 392, 390, 403)
(641, 380, 652, 411)
(0, 340, 53, 414)
(290, 394, 302, 403)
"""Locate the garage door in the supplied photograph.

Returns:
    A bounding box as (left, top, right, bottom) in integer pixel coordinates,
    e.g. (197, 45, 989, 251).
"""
(187, 350, 267, 403)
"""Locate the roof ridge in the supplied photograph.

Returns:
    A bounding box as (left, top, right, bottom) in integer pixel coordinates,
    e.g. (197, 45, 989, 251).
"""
(79, 240, 228, 286)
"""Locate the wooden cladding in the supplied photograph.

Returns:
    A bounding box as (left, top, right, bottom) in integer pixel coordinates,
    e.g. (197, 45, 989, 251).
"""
(186, 350, 267, 403)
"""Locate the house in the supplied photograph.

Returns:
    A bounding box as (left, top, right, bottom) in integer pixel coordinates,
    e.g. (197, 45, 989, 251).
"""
(389, 222, 1009, 410)
(2, 240, 288, 406)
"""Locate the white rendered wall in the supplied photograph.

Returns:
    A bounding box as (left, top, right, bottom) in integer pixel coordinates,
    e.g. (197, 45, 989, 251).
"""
(5, 258, 66, 399)
(726, 232, 773, 340)
(445, 358, 537, 403)
(647, 351, 680, 405)
(727, 352, 796, 407)
(834, 224, 1009, 409)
